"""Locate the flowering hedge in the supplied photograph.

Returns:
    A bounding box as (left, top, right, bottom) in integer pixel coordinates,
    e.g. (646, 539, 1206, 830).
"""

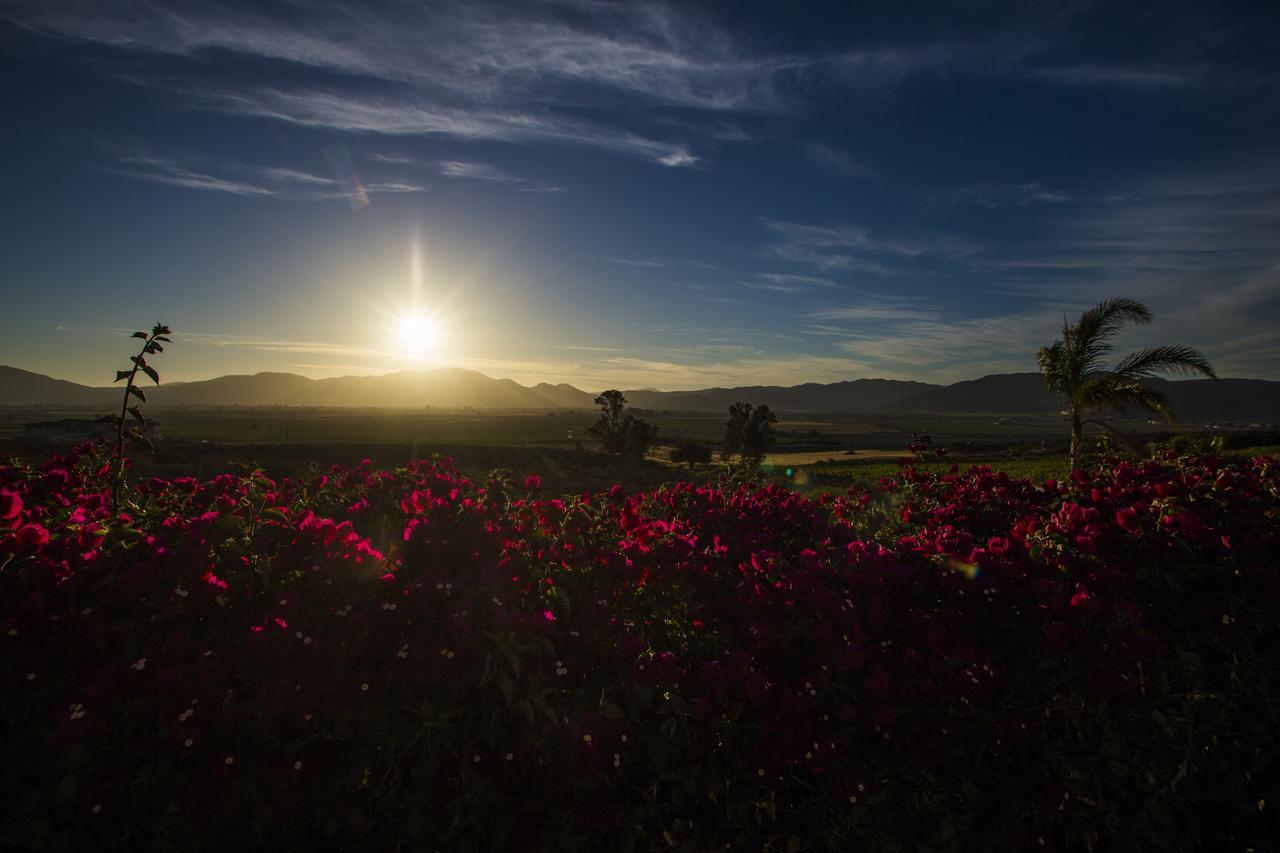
(2, 444, 1277, 850)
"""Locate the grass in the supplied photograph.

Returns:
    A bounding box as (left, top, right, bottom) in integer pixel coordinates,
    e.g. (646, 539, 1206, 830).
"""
(3, 403, 1270, 497)
(770, 443, 1280, 494)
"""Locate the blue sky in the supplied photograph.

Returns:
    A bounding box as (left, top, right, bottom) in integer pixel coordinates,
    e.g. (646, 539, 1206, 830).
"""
(2, 0, 1278, 389)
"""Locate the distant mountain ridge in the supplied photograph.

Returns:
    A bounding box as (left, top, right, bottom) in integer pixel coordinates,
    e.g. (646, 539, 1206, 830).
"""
(1, 365, 1278, 419)
(892, 373, 1280, 420)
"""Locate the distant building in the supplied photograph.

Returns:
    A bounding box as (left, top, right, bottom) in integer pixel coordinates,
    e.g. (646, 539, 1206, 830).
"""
(21, 418, 158, 441)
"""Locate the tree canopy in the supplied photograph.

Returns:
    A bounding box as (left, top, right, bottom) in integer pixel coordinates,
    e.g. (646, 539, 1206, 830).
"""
(587, 390, 657, 463)
(1037, 297, 1216, 470)
(723, 402, 778, 464)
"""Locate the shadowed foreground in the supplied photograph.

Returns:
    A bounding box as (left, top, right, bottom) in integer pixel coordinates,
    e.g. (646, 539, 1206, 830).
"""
(2, 443, 1277, 850)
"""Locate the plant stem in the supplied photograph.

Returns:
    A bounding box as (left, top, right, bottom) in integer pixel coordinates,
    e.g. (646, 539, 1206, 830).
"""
(112, 334, 154, 511)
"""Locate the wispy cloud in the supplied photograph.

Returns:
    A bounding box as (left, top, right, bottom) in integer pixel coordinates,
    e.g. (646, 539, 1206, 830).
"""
(6, 0, 1245, 183)
(208, 87, 699, 167)
(948, 181, 1073, 208)
(954, 160, 1280, 378)
(527, 353, 903, 390)
(829, 44, 960, 91)
(365, 152, 417, 165)
(176, 331, 392, 359)
(257, 167, 337, 187)
(762, 218, 979, 274)
(108, 151, 423, 200)
(741, 273, 843, 293)
(438, 160, 563, 192)
(5, 0, 797, 166)
(802, 297, 1062, 379)
(805, 143, 879, 180)
(553, 344, 630, 353)
(1029, 64, 1197, 88)
(812, 299, 935, 324)
(757, 273, 841, 289)
(600, 256, 666, 269)
(114, 156, 276, 196)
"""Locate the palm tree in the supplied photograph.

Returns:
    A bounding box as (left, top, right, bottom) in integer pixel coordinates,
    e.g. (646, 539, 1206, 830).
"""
(1037, 297, 1216, 471)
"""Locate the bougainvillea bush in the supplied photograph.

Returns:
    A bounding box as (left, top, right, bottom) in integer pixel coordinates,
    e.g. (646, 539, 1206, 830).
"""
(2, 444, 1277, 851)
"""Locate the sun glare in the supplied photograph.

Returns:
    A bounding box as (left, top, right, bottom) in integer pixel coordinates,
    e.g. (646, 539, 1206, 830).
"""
(396, 312, 441, 359)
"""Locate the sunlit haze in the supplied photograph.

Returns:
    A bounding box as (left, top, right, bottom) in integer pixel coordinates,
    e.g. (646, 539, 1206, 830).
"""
(396, 313, 442, 362)
(1, 1, 1278, 390)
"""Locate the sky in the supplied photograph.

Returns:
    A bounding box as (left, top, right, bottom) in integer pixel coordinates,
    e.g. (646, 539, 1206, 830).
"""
(2, 0, 1278, 391)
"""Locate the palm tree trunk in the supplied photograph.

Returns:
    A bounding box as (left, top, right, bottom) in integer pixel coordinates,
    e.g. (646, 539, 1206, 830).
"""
(1070, 411, 1083, 472)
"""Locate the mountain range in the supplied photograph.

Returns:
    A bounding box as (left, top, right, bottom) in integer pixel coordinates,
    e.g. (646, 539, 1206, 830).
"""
(2, 365, 1278, 420)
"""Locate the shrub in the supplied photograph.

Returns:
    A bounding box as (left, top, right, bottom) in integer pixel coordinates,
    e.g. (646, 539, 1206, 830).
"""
(669, 438, 712, 470)
(1, 444, 1277, 851)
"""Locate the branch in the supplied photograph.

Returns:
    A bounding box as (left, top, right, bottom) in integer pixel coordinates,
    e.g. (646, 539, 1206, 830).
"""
(1127, 705, 1195, 838)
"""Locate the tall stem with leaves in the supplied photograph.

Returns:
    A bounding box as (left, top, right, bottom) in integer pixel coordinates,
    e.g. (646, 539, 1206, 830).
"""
(109, 323, 171, 510)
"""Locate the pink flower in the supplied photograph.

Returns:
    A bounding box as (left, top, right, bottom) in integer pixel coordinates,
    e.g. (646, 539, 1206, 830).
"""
(0, 490, 22, 526)
(1115, 506, 1141, 533)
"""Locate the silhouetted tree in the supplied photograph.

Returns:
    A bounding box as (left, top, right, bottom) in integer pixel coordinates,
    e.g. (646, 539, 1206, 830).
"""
(1037, 297, 1215, 471)
(723, 402, 778, 463)
(622, 417, 659, 464)
(588, 390, 630, 454)
(588, 390, 657, 463)
(670, 437, 712, 470)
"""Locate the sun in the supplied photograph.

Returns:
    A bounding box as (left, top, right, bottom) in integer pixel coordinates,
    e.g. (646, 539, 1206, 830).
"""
(396, 312, 441, 359)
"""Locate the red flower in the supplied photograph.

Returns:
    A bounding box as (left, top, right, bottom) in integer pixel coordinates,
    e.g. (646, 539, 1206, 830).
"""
(1114, 506, 1141, 533)
(0, 490, 22, 526)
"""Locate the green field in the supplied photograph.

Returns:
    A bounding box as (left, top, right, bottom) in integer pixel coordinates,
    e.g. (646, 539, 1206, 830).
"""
(2, 404, 1270, 496)
(0, 405, 1146, 449)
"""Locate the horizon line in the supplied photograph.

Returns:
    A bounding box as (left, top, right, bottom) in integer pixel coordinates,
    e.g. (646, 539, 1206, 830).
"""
(2, 362, 1271, 397)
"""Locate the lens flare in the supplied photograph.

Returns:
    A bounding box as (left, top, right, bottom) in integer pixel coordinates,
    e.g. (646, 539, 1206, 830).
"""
(397, 313, 440, 359)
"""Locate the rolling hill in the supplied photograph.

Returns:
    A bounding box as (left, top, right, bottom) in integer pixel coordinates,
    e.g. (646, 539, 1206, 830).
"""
(2, 365, 1277, 420)
(893, 373, 1280, 420)
(0, 366, 116, 407)
(621, 379, 939, 413)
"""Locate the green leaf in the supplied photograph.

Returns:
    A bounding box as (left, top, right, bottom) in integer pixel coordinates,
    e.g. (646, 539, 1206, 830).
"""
(128, 406, 145, 423)
(154, 335, 171, 343)
(502, 648, 522, 678)
(534, 695, 559, 725)
(496, 672, 515, 706)
(128, 386, 146, 403)
(114, 370, 131, 382)
(124, 428, 153, 450)
(132, 331, 148, 339)
(261, 508, 290, 525)
(142, 364, 160, 385)
(145, 342, 164, 354)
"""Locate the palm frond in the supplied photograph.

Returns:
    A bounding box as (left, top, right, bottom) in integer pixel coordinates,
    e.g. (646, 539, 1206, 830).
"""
(1075, 297, 1152, 342)
(1112, 346, 1217, 381)
(1082, 376, 1173, 422)
(1037, 342, 1065, 390)
(1038, 296, 1213, 438)
(1069, 298, 1151, 377)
